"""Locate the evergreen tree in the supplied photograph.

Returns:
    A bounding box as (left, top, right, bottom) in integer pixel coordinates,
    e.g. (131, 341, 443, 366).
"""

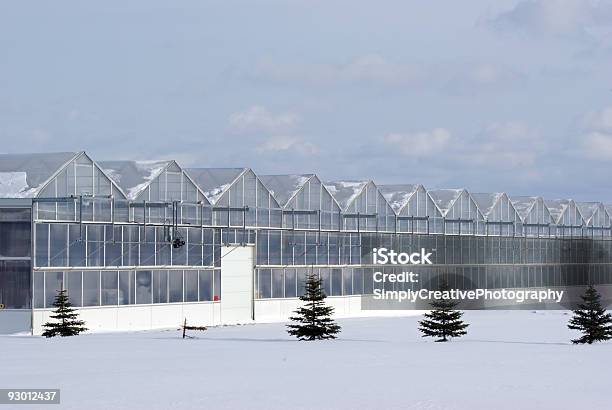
(42, 289, 87, 338)
(418, 280, 468, 342)
(568, 284, 612, 344)
(287, 272, 341, 340)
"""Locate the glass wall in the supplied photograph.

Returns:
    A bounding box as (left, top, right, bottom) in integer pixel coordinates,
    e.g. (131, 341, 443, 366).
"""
(35, 223, 216, 268)
(32, 269, 220, 309)
(0, 208, 31, 309)
(254, 231, 612, 299)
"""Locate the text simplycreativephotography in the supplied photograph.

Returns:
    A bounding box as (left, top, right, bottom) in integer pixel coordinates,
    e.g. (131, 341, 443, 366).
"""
(370, 248, 564, 304)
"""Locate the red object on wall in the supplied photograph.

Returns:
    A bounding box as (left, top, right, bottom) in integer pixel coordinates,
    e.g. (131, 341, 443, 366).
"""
(213, 295, 219, 301)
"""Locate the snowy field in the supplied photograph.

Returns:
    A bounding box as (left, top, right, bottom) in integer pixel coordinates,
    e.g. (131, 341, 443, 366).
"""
(1, 311, 611, 410)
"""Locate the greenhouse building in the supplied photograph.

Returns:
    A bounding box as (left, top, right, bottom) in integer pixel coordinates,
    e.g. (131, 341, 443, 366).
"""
(0, 151, 611, 334)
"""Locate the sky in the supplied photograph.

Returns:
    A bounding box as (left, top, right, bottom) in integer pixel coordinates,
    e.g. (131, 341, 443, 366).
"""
(1, 0, 612, 201)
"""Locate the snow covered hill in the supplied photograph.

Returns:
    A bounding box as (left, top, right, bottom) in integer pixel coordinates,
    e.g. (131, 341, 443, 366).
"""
(1, 311, 611, 410)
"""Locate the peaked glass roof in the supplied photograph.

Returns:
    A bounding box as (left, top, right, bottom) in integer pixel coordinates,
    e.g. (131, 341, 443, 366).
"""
(99, 160, 172, 200)
(428, 189, 463, 214)
(185, 168, 247, 204)
(544, 199, 570, 223)
(259, 174, 314, 207)
(323, 180, 369, 210)
(471, 192, 503, 216)
(576, 202, 600, 222)
(378, 184, 420, 213)
(509, 196, 539, 219)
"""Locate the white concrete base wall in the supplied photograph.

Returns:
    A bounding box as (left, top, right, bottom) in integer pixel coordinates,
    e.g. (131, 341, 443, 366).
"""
(29, 297, 419, 335)
(254, 296, 420, 323)
(32, 302, 221, 335)
(0, 310, 32, 334)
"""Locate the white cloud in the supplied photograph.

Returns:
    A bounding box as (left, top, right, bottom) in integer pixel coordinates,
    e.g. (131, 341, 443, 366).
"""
(380, 122, 543, 172)
(472, 121, 542, 167)
(583, 106, 612, 132)
(490, 0, 612, 36)
(382, 128, 451, 156)
(257, 136, 319, 155)
(444, 62, 524, 95)
(252, 54, 424, 87)
(578, 106, 612, 160)
(581, 131, 612, 159)
(228, 105, 299, 134)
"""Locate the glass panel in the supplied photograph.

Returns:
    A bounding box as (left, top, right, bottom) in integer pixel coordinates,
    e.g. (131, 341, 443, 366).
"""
(320, 268, 330, 296)
(83, 271, 100, 306)
(65, 271, 82, 307)
(101, 271, 118, 306)
(152, 270, 168, 303)
(284, 269, 297, 298)
(68, 224, 86, 266)
(45, 271, 63, 308)
(184, 270, 198, 302)
(33, 271, 44, 308)
(272, 269, 284, 298)
(258, 269, 271, 298)
(35, 223, 49, 267)
(213, 269, 221, 300)
(0, 260, 31, 309)
(297, 269, 307, 296)
(0, 221, 31, 257)
(169, 270, 183, 303)
(342, 268, 352, 296)
(87, 225, 105, 267)
(50, 224, 68, 267)
(119, 270, 135, 305)
(198, 270, 212, 301)
(105, 225, 122, 266)
(136, 270, 152, 304)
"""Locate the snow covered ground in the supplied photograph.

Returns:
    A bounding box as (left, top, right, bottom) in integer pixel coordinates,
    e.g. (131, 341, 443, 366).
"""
(1, 311, 611, 410)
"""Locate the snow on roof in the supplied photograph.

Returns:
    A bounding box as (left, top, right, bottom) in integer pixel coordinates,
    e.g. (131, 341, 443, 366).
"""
(0, 172, 32, 198)
(323, 180, 369, 210)
(99, 160, 171, 200)
(576, 202, 601, 222)
(0, 152, 78, 198)
(544, 199, 570, 223)
(378, 184, 419, 213)
(509, 196, 539, 219)
(185, 168, 247, 204)
(428, 189, 463, 214)
(259, 174, 313, 207)
(471, 192, 503, 217)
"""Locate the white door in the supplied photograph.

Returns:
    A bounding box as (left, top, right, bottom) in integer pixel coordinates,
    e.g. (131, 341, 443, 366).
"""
(220, 245, 254, 324)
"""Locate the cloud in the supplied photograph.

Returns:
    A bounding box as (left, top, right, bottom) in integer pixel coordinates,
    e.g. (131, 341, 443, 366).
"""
(583, 105, 612, 131)
(257, 136, 319, 155)
(444, 62, 525, 95)
(489, 0, 612, 36)
(381, 128, 452, 156)
(471, 121, 543, 167)
(379, 122, 543, 173)
(252, 56, 523, 96)
(581, 131, 612, 159)
(252, 54, 424, 87)
(228, 105, 299, 134)
(579, 106, 612, 159)
(227, 106, 318, 156)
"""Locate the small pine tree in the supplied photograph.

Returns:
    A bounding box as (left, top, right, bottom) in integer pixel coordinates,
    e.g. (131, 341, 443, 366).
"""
(568, 284, 612, 344)
(419, 280, 468, 342)
(42, 289, 87, 338)
(287, 272, 341, 340)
